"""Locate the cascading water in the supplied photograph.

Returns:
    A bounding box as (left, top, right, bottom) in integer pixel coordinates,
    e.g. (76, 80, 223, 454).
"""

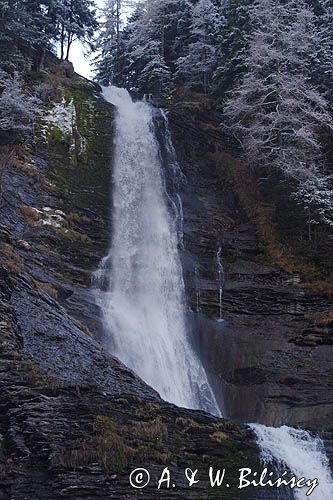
(250, 424, 333, 499)
(216, 246, 225, 322)
(92, 86, 333, 497)
(95, 86, 220, 416)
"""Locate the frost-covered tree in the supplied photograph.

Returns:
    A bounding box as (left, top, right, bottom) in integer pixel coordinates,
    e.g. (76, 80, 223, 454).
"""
(0, 71, 41, 144)
(212, 0, 255, 97)
(57, 0, 98, 60)
(176, 0, 220, 93)
(0, 0, 98, 71)
(0, 0, 58, 72)
(101, 0, 176, 93)
(315, 0, 333, 100)
(95, 0, 196, 93)
(136, 41, 172, 93)
(223, 0, 333, 229)
(94, 0, 122, 85)
(292, 172, 333, 238)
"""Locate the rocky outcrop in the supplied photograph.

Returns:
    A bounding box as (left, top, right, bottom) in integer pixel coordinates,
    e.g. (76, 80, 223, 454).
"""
(167, 96, 333, 436)
(0, 68, 270, 499)
(1, 62, 332, 496)
(0, 266, 269, 500)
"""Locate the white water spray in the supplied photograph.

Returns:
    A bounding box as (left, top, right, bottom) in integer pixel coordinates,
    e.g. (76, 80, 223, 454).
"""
(251, 424, 333, 499)
(95, 87, 219, 415)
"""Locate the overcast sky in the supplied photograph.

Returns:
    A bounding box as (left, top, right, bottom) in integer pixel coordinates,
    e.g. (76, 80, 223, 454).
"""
(69, 0, 136, 80)
(68, 0, 104, 79)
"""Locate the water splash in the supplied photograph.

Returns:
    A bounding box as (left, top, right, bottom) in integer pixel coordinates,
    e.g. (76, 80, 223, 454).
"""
(94, 86, 220, 416)
(251, 424, 333, 499)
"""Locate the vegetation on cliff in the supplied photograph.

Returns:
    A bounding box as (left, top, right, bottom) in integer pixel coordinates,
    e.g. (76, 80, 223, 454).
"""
(95, 0, 333, 284)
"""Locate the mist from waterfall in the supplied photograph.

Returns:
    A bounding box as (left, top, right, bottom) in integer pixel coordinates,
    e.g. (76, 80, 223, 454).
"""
(251, 424, 333, 499)
(95, 86, 220, 415)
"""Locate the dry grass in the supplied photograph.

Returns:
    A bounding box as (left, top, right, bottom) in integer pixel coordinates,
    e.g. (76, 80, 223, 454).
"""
(0, 243, 24, 272)
(130, 416, 168, 442)
(20, 204, 41, 226)
(12, 151, 39, 179)
(304, 310, 333, 326)
(299, 280, 333, 296)
(55, 416, 134, 472)
(210, 431, 228, 443)
(35, 280, 58, 300)
(73, 318, 93, 338)
(54, 413, 171, 473)
(212, 152, 326, 280)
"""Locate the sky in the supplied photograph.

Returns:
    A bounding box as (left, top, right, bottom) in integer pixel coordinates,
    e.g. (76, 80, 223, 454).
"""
(68, 0, 137, 80)
(68, 0, 104, 79)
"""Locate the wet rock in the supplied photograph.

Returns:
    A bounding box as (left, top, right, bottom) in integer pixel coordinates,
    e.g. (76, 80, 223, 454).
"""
(167, 99, 333, 433)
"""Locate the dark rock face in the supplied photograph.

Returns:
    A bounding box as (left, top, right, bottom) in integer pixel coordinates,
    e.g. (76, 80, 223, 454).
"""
(0, 267, 268, 500)
(1, 70, 332, 497)
(167, 99, 333, 433)
(0, 75, 270, 498)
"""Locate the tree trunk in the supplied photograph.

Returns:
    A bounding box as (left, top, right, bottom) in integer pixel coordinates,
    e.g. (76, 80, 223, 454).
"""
(60, 25, 65, 60)
(116, 0, 121, 46)
(37, 49, 46, 73)
(66, 33, 73, 61)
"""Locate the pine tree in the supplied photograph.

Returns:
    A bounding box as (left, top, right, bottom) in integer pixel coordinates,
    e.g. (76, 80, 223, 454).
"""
(0, 0, 57, 72)
(94, 0, 122, 85)
(57, 0, 98, 61)
(108, 1, 176, 93)
(212, 0, 255, 97)
(176, 0, 219, 93)
(0, 0, 97, 72)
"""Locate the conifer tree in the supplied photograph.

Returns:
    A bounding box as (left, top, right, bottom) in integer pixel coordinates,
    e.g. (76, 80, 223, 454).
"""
(176, 0, 219, 93)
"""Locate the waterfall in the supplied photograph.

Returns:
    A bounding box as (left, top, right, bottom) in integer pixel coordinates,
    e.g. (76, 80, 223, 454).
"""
(216, 246, 225, 322)
(251, 424, 333, 499)
(95, 86, 220, 416)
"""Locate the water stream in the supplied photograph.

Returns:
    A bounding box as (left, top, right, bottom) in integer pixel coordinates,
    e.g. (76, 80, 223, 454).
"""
(94, 86, 333, 498)
(216, 246, 225, 322)
(94, 86, 219, 415)
(251, 424, 333, 499)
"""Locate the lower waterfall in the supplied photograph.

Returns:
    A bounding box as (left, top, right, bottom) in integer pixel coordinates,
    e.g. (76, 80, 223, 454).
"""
(251, 424, 333, 499)
(95, 86, 219, 415)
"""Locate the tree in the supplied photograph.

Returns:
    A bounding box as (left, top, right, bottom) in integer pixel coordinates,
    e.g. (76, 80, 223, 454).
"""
(223, 0, 333, 229)
(95, 0, 194, 93)
(103, 0, 176, 93)
(176, 0, 220, 93)
(0, 71, 41, 144)
(94, 0, 122, 85)
(0, 0, 58, 72)
(315, 0, 333, 101)
(212, 0, 255, 97)
(57, 0, 98, 61)
(136, 40, 172, 93)
(0, 0, 99, 72)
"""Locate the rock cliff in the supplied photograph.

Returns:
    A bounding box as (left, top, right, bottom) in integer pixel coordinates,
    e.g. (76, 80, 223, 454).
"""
(0, 62, 271, 499)
(167, 93, 333, 437)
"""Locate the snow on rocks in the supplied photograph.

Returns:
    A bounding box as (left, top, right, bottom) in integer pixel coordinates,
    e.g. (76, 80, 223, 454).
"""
(42, 98, 76, 137)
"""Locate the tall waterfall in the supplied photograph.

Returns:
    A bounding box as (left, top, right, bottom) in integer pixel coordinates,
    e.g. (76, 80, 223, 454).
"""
(95, 86, 219, 415)
(251, 424, 333, 499)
